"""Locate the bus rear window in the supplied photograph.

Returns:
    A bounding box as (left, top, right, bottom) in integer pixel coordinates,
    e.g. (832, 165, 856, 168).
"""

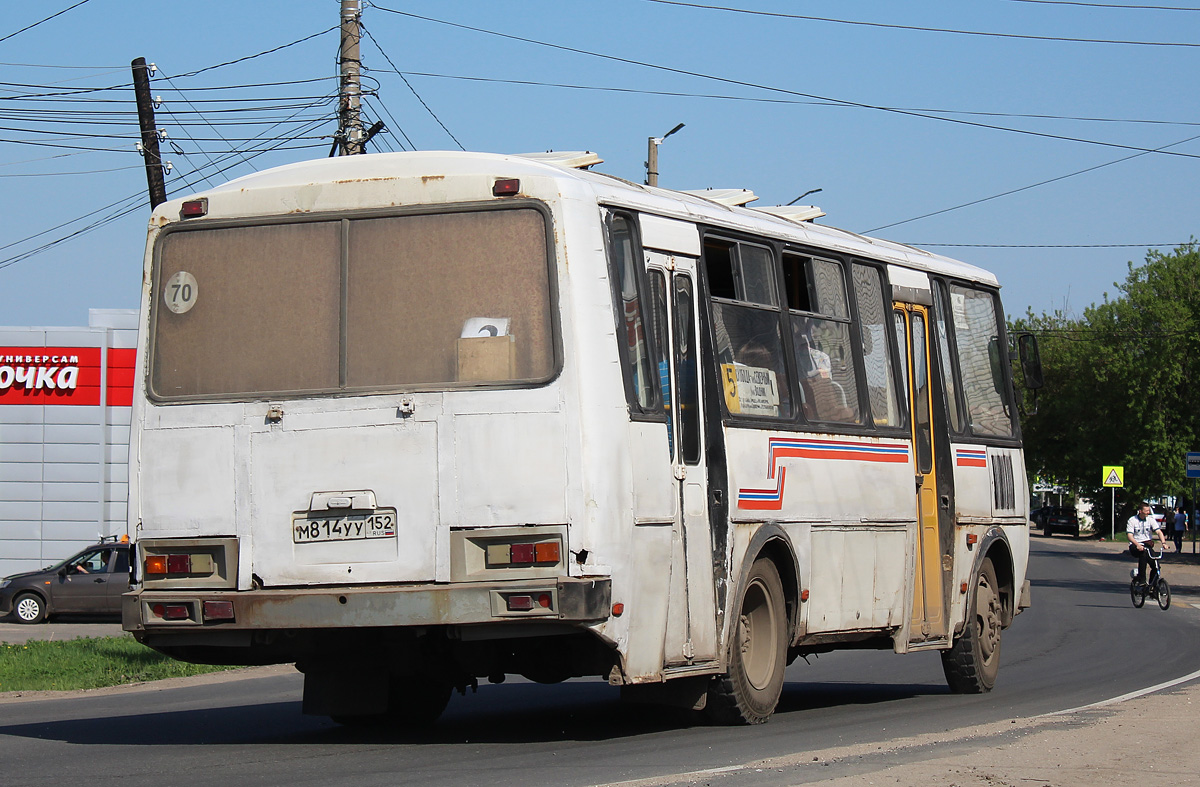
(151, 208, 555, 399)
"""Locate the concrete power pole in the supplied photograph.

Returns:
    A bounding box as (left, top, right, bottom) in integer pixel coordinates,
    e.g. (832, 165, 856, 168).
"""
(131, 57, 167, 209)
(338, 0, 365, 155)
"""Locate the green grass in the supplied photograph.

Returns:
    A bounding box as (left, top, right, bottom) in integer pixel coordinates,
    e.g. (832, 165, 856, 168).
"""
(0, 635, 238, 692)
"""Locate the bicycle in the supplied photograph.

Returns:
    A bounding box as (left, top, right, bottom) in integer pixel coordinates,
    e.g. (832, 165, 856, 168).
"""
(1130, 546, 1171, 610)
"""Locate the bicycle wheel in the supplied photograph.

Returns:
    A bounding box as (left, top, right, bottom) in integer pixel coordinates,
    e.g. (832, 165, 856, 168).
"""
(1131, 579, 1146, 608)
(1157, 579, 1171, 610)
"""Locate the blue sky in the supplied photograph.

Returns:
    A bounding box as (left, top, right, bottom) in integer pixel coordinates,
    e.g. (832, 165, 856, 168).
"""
(1, 1, 1196, 327)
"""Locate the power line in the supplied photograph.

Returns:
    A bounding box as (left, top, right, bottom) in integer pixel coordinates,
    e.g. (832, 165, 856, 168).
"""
(1003, 0, 1200, 10)
(866, 132, 1200, 233)
(375, 7, 1200, 161)
(642, 0, 1200, 47)
(0, 0, 92, 46)
(170, 26, 340, 79)
(396, 70, 1200, 129)
(360, 24, 463, 149)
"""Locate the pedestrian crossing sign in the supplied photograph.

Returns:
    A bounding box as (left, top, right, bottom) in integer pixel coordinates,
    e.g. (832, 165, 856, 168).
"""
(1102, 466, 1124, 487)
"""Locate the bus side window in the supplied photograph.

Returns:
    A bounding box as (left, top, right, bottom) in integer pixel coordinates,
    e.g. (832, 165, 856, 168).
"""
(605, 212, 660, 415)
(647, 269, 674, 458)
(852, 262, 902, 428)
(784, 254, 862, 424)
(931, 280, 963, 433)
(705, 238, 793, 420)
(947, 284, 1015, 437)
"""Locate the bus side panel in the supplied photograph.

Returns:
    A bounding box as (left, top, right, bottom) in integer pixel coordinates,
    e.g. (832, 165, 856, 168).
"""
(805, 527, 908, 633)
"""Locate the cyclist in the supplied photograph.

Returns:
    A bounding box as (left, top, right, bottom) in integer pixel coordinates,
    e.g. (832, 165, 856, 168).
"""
(1128, 501, 1169, 587)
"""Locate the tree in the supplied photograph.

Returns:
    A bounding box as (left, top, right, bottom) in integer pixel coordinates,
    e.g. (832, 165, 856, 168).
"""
(1012, 241, 1200, 530)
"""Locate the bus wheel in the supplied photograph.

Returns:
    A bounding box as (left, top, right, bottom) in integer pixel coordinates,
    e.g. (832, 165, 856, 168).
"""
(706, 558, 787, 725)
(941, 557, 1001, 693)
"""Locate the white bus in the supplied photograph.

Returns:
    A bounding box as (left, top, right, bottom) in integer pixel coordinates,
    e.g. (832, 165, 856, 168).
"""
(123, 150, 1039, 725)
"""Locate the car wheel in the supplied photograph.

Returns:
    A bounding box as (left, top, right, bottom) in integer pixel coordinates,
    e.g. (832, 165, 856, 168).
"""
(13, 592, 47, 624)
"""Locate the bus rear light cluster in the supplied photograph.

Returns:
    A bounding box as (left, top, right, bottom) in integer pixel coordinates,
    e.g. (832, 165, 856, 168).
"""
(202, 601, 235, 621)
(145, 553, 215, 576)
(150, 603, 191, 621)
(486, 540, 561, 567)
(506, 593, 553, 612)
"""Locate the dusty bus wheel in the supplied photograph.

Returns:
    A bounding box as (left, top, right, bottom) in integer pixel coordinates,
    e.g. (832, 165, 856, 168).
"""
(706, 558, 787, 725)
(941, 557, 1002, 693)
(13, 592, 47, 624)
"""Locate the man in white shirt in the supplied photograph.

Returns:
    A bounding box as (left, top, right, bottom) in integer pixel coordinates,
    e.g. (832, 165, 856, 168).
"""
(1127, 502, 1169, 586)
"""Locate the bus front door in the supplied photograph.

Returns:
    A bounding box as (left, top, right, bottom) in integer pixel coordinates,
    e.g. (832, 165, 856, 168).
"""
(895, 303, 948, 643)
(648, 251, 718, 667)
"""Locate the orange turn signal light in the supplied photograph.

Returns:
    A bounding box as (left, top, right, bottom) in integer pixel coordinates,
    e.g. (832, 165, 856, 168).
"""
(146, 555, 167, 574)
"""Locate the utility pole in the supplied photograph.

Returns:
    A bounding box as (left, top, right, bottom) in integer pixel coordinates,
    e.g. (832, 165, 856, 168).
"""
(338, 0, 365, 155)
(131, 57, 167, 209)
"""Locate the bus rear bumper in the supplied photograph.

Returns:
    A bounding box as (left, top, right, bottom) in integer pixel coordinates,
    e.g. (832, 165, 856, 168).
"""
(122, 577, 612, 635)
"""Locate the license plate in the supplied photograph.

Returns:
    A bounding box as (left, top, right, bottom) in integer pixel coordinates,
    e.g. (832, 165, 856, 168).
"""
(292, 509, 398, 544)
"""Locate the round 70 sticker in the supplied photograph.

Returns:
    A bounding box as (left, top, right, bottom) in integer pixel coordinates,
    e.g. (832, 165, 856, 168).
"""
(164, 271, 198, 314)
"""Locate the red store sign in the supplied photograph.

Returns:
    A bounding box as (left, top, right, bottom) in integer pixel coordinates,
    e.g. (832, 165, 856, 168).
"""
(0, 347, 134, 406)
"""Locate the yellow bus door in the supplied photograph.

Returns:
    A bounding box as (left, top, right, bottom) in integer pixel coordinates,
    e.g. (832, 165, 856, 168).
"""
(895, 304, 947, 641)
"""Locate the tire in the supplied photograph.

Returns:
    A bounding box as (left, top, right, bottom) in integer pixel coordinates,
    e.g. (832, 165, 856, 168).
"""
(1157, 579, 1171, 610)
(332, 679, 452, 728)
(942, 557, 1002, 693)
(706, 558, 787, 725)
(1131, 579, 1146, 608)
(13, 592, 46, 624)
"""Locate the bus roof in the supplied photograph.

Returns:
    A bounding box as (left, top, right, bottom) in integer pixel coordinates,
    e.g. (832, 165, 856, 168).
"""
(157, 150, 999, 289)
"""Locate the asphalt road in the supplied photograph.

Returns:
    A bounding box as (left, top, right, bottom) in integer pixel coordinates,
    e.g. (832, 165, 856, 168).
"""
(2, 537, 1198, 787)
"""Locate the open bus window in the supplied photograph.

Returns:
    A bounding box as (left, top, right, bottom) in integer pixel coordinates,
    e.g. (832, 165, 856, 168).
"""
(151, 208, 555, 399)
(785, 254, 861, 424)
(948, 284, 1014, 437)
(703, 238, 778, 307)
(704, 238, 792, 420)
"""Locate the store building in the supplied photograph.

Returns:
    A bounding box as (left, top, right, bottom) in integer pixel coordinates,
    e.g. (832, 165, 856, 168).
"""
(0, 310, 137, 578)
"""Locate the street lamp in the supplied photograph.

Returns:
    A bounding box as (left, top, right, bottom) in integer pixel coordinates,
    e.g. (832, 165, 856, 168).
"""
(646, 123, 685, 187)
(787, 188, 822, 206)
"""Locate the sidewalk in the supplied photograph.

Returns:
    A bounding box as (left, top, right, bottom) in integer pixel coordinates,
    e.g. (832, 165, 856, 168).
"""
(0, 616, 124, 645)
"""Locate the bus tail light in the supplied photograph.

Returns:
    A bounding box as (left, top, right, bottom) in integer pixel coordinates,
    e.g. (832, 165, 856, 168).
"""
(145, 553, 215, 576)
(486, 539, 562, 568)
(203, 601, 235, 621)
(493, 178, 520, 196)
(180, 198, 208, 218)
(504, 592, 554, 613)
(151, 603, 191, 621)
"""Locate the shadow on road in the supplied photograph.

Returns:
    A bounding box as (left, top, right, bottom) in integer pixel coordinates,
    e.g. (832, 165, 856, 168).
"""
(0, 675, 953, 747)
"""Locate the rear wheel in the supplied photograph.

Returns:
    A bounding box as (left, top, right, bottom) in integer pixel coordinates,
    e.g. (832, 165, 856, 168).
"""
(1157, 579, 1171, 610)
(942, 557, 1002, 693)
(13, 592, 46, 624)
(1131, 579, 1147, 608)
(706, 558, 787, 725)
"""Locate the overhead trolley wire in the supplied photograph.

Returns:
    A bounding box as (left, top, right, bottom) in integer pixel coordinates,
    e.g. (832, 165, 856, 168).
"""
(641, 0, 1200, 47)
(374, 7, 1200, 161)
